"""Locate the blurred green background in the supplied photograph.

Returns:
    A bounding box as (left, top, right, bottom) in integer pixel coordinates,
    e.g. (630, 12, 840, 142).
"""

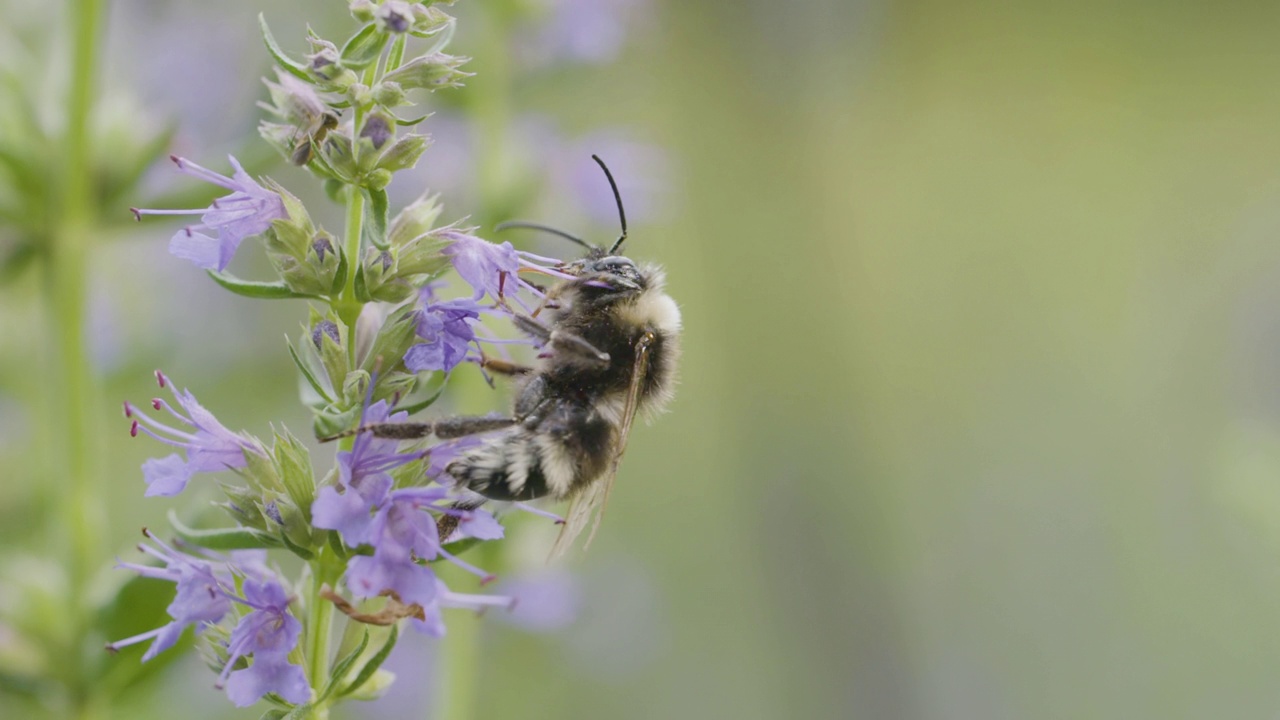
(6, 0, 1280, 718)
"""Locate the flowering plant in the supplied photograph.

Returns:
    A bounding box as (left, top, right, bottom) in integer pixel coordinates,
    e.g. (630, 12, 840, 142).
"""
(105, 2, 580, 716)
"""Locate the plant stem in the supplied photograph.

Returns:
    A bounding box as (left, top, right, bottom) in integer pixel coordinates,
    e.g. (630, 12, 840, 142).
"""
(48, 0, 106, 715)
(305, 549, 339, 719)
(335, 186, 366, 342)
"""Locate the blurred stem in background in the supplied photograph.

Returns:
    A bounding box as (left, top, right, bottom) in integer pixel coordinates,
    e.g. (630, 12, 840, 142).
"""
(436, 2, 514, 718)
(46, 0, 107, 716)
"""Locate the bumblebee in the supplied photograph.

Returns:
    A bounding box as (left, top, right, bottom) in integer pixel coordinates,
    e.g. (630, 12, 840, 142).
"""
(358, 156, 681, 555)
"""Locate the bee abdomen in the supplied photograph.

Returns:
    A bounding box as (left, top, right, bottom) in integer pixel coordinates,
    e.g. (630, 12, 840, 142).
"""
(444, 402, 616, 502)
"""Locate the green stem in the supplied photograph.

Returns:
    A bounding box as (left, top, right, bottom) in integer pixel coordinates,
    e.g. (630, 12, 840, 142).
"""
(305, 550, 340, 719)
(47, 0, 106, 715)
(335, 186, 366, 341)
(434, 10, 515, 720)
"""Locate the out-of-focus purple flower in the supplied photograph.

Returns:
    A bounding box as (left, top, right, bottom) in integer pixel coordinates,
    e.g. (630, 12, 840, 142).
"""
(404, 295, 484, 373)
(520, 0, 650, 67)
(106, 531, 234, 660)
(125, 370, 262, 497)
(219, 576, 310, 707)
(312, 400, 419, 545)
(132, 155, 286, 271)
(494, 569, 581, 632)
(554, 133, 673, 227)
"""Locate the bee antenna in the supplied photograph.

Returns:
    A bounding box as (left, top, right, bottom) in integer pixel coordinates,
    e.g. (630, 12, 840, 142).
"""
(494, 221, 596, 252)
(592, 154, 628, 254)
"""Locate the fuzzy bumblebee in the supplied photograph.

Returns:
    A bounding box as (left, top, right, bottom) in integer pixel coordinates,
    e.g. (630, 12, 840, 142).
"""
(344, 156, 681, 555)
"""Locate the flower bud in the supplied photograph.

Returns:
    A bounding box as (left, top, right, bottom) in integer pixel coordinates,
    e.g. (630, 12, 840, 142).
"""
(349, 0, 376, 23)
(377, 1, 413, 34)
(377, 134, 430, 173)
(410, 5, 453, 36)
(372, 81, 407, 108)
(361, 305, 420, 376)
(308, 307, 350, 395)
(317, 131, 358, 181)
(381, 53, 472, 91)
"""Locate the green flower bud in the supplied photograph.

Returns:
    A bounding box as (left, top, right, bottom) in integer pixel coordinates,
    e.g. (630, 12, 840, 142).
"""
(349, 0, 376, 23)
(318, 131, 358, 181)
(377, 134, 430, 173)
(410, 5, 453, 36)
(361, 305, 419, 375)
(372, 81, 407, 108)
(308, 306, 350, 396)
(381, 53, 472, 91)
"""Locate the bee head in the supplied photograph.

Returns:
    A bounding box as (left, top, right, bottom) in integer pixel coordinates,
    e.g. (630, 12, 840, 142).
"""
(574, 255, 647, 302)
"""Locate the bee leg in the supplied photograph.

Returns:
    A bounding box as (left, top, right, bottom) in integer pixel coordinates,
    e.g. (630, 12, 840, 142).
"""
(322, 415, 520, 442)
(549, 331, 610, 366)
(512, 314, 610, 366)
(478, 354, 535, 376)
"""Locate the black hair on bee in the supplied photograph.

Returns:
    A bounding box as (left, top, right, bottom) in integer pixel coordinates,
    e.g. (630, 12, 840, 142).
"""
(335, 156, 681, 556)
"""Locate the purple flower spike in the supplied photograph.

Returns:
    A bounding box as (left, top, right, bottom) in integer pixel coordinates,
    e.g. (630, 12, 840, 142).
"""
(131, 155, 286, 271)
(126, 371, 261, 497)
(405, 296, 484, 373)
(106, 531, 233, 660)
(218, 576, 310, 707)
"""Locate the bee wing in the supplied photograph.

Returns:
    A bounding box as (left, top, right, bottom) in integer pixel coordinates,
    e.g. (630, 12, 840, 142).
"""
(549, 331, 656, 559)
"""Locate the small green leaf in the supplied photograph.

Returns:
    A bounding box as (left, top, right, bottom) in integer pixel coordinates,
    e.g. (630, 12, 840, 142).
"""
(318, 629, 369, 702)
(287, 336, 336, 405)
(339, 625, 399, 698)
(260, 711, 289, 720)
(168, 510, 282, 550)
(260, 14, 311, 81)
(394, 372, 448, 415)
(278, 529, 316, 560)
(341, 23, 389, 70)
(354, 258, 372, 302)
(207, 270, 321, 300)
(364, 188, 389, 250)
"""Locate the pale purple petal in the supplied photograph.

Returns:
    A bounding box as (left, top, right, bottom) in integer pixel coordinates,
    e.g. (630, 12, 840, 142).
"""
(142, 454, 193, 496)
(458, 508, 503, 540)
(225, 653, 310, 707)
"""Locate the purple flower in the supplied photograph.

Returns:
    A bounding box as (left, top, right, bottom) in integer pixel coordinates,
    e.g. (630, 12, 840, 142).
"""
(440, 230, 520, 301)
(404, 295, 484, 373)
(106, 531, 235, 660)
(520, 0, 650, 67)
(125, 370, 262, 496)
(312, 400, 418, 545)
(132, 155, 286, 271)
(218, 576, 310, 707)
(346, 488, 450, 606)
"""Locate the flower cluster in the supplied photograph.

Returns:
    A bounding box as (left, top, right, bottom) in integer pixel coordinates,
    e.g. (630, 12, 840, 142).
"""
(107, 533, 309, 708)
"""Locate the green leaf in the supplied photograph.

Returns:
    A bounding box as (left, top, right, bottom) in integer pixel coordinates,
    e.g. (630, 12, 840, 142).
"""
(364, 187, 389, 250)
(331, 239, 349, 295)
(339, 625, 399, 698)
(341, 23, 389, 70)
(168, 510, 282, 550)
(287, 336, 336, 405)
(260, 14, 311, 81)
(394, 371, 448, 415)
(260, 711, 289, 720)
(278, 530, 316, 561)
(207, 270, 322, 300)
(354, 257, 372, 302)
(318, 629, 369, 702)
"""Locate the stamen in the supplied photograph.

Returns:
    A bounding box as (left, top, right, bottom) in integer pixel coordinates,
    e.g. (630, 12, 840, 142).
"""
(512, 502, 565, 524)
(436, 546, 495, 584)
